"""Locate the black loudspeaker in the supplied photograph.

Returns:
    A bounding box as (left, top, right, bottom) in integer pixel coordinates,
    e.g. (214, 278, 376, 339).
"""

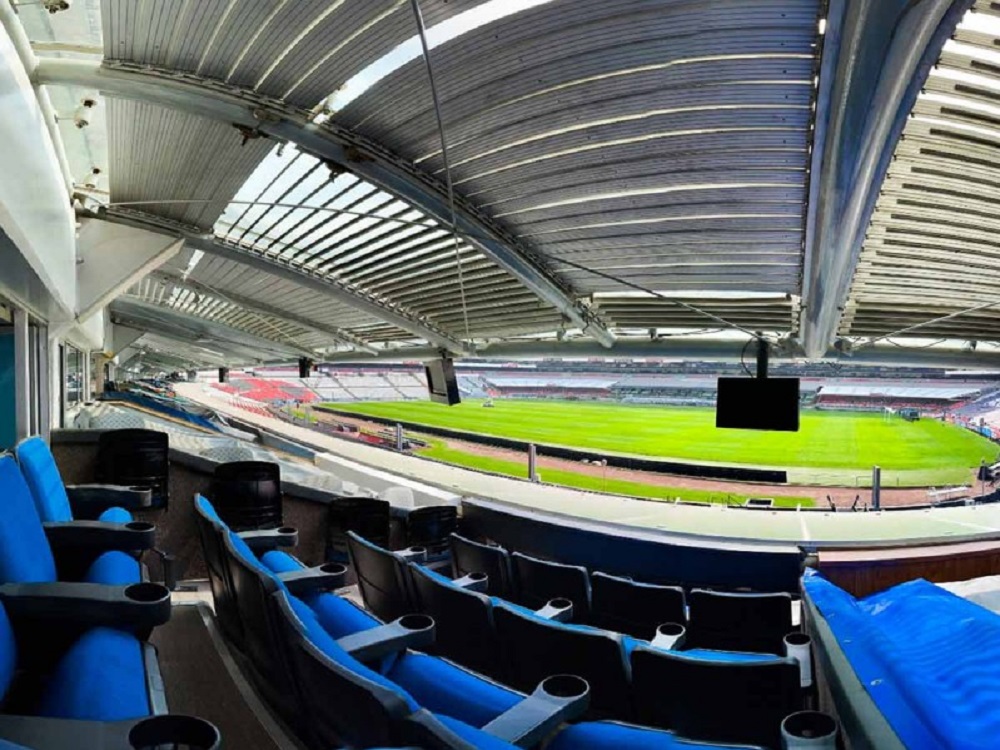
(219, 367, 230, 383)
(298, 357, 313, 378)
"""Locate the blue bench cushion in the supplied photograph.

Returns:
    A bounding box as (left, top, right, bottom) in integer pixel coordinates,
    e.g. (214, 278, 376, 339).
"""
(286, 595, 419, 713)
(37, 627, 149, 721)
(83, 551, 141, 585)
(262, 550, 380, 638)
(0, 456, 57, 584)
(98, 506, 132, 524)
(433, 713, 517, 750)
(389, 652, 520, 728)
(15, 437, 72, 523)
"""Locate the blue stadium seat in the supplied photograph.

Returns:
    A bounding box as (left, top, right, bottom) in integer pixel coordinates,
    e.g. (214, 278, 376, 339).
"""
(347, 530, 418, 621)
(14, 436, 150, 523)
(686, 590, 793, 654)
(589, 571, 686, 640)
(449, 533, 514, 598)
(511, 551, 591, 621)
(193, 495, 245, 648)
(0, 455, 140, 586)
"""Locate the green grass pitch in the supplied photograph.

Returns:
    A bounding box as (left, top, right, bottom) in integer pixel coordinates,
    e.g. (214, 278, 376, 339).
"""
(325, 400, 999, 488)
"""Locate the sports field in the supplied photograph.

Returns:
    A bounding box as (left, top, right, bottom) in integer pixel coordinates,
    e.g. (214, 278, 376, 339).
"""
(326, 400, 999, 488)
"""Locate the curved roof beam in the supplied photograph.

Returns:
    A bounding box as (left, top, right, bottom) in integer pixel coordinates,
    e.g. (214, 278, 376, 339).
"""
(35, 58, 613, 349)
(799, 0, 972, 358)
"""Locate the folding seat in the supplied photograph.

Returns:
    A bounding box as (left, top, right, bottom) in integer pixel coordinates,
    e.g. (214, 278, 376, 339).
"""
(408, 564, 502, 679)
(326, 496, 391, 565)
(0, 454, 161, 593)
(96, 428, 170, 509)
(347, 531, 419, 622)
(492, 601, 634, 719)
(589, 571, 686, 639)
(510, 551, 591, 621)
(0, 599, 220, 748)
(14, 436, 152, 522)
(450, 533, 514, 598)
(686, 590, 793, 654)
(630, 646, 801, 748)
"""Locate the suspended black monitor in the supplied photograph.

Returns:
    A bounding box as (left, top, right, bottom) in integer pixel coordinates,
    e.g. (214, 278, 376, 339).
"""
(425, 357, 461, 405)
(716, 377, 800, 432)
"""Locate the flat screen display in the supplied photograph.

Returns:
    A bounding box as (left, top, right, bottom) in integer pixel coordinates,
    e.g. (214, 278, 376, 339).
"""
(424, 358, 461, 405)
(716, 377, 800, 432)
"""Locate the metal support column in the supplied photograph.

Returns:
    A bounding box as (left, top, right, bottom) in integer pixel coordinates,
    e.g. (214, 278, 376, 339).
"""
(395, 423, 404, 452)
(871, 466, 881, 511)
(528, 443, 539, 483)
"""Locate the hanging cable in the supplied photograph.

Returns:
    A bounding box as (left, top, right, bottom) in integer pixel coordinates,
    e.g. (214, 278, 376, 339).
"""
(409, 0, 472, 344)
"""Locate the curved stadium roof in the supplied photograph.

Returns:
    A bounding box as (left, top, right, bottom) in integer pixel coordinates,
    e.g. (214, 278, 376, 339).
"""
(13, 0, 1000, 372)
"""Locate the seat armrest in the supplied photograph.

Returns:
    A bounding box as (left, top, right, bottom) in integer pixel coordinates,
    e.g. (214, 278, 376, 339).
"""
(482, 675, 591, 747)
(65, 484, 153, 512)
(650, 622, 687, 651)
(44, 520, 156, 553)
(397, 546, 428, 562)
(277, 563, 348, 595)
(336, 615, 435, 662)
(0, 714, 220, 749)
(535, 597, 574, 622)
(0, 581, 171, 634)
(238, 527, 298, 552)
(452, 572, 489, 593)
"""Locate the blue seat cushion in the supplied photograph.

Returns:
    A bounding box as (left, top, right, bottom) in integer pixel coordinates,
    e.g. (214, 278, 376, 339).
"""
(0, 457, 57, 584)
(15, 437, 72, 523)
(389, 653, 520, 728)
(286, 595, 419, 713)
(550, 721, 750, 750)
(433, 713, 517, 750)
(37, 627, 149, 720)
(262, 550, 381, 638)
(84, 551, 141, 585)
(98, 506, 132, 524)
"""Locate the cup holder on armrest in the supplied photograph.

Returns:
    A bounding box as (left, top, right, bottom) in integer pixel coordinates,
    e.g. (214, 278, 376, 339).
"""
(535, 597, 574, 622)
(320, 562, 348, 576)
(129, 715, 221, 749)
(452, 571, 489, 592)
(482, 674, 590, 746)
(398, 614, 434, 633)
(397, 545, 427, 562)
(124, 583, 170, 604)
(781, 710, 838, 749)
(124, 521, 155, 532)
(337, 614, 436, 661)
(784, 632, 813, 688)
(651, 622, 687, 651)
(278, 562, 348, 595)
(539, 674, 589, 701)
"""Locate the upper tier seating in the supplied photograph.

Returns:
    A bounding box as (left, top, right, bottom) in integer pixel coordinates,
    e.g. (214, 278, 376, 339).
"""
(450, 533, 514, 599)
(15, 435, 151, 523)
(589, 572, 686, 640)
(510, 552, 592, 621)
(686, 590, 793, 655)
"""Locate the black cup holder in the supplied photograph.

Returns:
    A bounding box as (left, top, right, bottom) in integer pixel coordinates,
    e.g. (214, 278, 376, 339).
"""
(782, 710, 838, 740)
(540, 674, 589, 700)
(785, 632, 811, 646)
(320, 562, 348, 576)
(125, 583, 170, 603)
(125, 521, 155, 532)
(548, 597, 572, 610)
(657, 622, 685, 637)
(468, 572, 488, 581)
(399, 614, 434, 632)
(129, 715, 220, 749)
(277, 526, 297, 535)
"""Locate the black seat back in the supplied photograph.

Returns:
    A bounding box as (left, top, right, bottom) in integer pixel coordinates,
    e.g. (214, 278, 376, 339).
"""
(193, 497, 243, 649)
(511, 551, 591, 620)
(221, 533, 300, 724)
(346, 531, 415, 622)
(404, 505, 458, 549)
(687, 589, 793, 654)
(211, 461, 282, 531)
(493, 603, 631, 719)
(271, 590, 409, 750)
(631, 646, 801, 748)
(408, 564, 500, 679)
(97, 428, 170, 508)
(326, 496, 391, 565)
(449, 533, 513, 598)
(589, 571, 686, 639)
